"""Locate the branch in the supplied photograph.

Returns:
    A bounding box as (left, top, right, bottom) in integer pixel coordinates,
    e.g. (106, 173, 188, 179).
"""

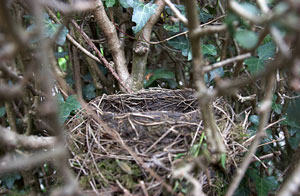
(130, 0, 166, 91)
(71, 20, 132, 93)
(93, 0, 131, 91)
(164, 0, 188, 25)
(190, 24, 227, 40)
(0, 126, 56, 151)
(204, 53, 251, 73)
(184, 0, 225, 154)
(225, 74, 275, 196)
(46, 9, 102, 64)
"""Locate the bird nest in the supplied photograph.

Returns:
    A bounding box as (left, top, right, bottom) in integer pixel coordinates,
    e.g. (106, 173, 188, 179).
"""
(66, 88, 248, 195)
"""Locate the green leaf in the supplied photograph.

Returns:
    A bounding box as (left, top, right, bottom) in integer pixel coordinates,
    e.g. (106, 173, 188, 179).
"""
(163, 23, 180, 33)
(105, 0, 115, 7)
(247, 170, 278, 196)
(221, 153, 226, 169)
(120, 0, 157, 33)
(286, 97, 300, 125)
(168, 36, 190, 58)
(83, 84, 96, 100)
(202, 44, 217, 56)
(233, 178, 250, 196)
(144, 69, 175, 88)
(26, 13, 69, 46)
(240, 2, 260, 16)
(249, 115, 260, 126)
(235, 29, 258, 49)
(244, 57, 265, 75)
(58, 95, 81, 123)
(199, 9, 213, 23)
(1, 173, 21, 189)
(0, 107, 6, 118)
(43, 14, 68, 46)
(257, 42, 276, 60)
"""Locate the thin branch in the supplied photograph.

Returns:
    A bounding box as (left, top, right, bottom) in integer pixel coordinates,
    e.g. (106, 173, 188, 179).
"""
(225, 74, 275, 196)
(190, 24, 227, 40)
(0, 147, 65, 175)
(204, 53, 251, 73)
(71, 20, 132, 93)
(164, 0, 188, 25)
(0, 126, 56, 151)
(46, 9, 102, 64)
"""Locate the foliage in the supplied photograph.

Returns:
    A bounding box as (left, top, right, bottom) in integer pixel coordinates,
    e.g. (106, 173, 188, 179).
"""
(119, 0, 158, 33)
(58, 94, 81, 123)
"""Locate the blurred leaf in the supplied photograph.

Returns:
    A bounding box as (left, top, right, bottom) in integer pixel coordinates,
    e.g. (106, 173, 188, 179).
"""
(199, 9, 213, 23)
(244, 57, 265, 75)
(120, 0, 157, 33)
(286, 97, 300, 125)
(235, 29, 258, 49)
(163, 23, 180, 33)
(221, 153, 226, 169)
(272, 95, 282, 114)
(247, 170, 278, 196)
(240, 2, 260, 15)
(105, 0, 115, 7)
(202, 44, 217, 56)
(26, 13, 69, 46)
(43, 14, 68, 45)
(144, 69, 175, 88)
(58, 95, 81, 123)
(250, 115, 260, 126)
(234, 178, 250, 196)
(210, 67, 224, 80)
(83, 84, 96, 100)
(0, 107, 6, 118)
(116, 160, 133, 175)
(165, 4, 186, 16)
(1, 173, 21, 189)
(257, 42, 276, 60)
(168, 36, 191, 59)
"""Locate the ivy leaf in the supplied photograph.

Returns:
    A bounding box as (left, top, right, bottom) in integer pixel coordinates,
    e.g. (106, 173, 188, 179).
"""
(120, 0, 157, 33)
(1, 173, 21, 189)
(244, 57, 265, 75)
(247, 170, 278, 196)
(234, 178, 251, 196)
(163, 23, 180, 33)
(0, 107, 6, 118)
(249, 115, 260, 126)
(58, 95, 81, 123)
(168, 36, 190, 58)
(286, 96, 300, 125)
(240, 2, 260, 16)
(202, 44, 217, 56)
(199, 9, 213, 23)
(105, 0, 115, 7)
(83, 84, 96, 100)
(257, 42, 276, 60)
(235, 29, 258, 49)
(26, 13, 69, 46)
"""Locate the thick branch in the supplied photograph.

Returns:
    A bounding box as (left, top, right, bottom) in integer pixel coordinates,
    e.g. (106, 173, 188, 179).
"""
(93, 0, 130, 89)
(130, 0, 166, 91)
(0, 126, 56, 151)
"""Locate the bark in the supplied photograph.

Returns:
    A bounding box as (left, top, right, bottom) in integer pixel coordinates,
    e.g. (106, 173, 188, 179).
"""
(130, 0, 166, 91)
(93, 0, 130, 88)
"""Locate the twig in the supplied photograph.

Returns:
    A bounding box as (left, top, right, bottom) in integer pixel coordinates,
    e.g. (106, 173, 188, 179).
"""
(71, 20, 132, 93)
(204, 53, 251, 73)
(164, 0, 188, 25)
(225, 74, 275, 196)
